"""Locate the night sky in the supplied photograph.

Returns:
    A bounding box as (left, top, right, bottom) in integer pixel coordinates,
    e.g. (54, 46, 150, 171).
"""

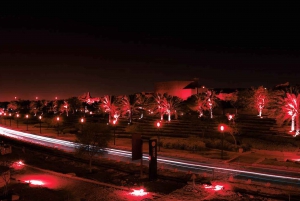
(1, 3, 300, 101)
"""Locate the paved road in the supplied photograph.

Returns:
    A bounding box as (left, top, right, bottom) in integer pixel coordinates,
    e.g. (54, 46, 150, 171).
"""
(1, 126, 300, 188)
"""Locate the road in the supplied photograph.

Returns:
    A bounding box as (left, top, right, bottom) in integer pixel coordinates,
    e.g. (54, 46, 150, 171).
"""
(1, 126, 300, 187)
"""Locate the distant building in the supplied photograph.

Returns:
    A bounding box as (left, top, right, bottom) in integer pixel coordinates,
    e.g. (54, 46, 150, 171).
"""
(154, 80, 207, 100)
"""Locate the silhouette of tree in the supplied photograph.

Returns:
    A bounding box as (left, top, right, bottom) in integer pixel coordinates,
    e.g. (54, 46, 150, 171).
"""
(75, 123, 111, 172)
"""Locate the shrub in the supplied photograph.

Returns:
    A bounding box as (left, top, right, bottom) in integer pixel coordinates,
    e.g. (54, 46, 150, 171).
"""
(161, 137, 206, 151)
(241, 137, 297, 151)
(62, 128, 78, 134)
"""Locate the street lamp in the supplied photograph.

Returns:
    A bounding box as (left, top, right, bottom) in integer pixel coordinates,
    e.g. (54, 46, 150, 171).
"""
(9, 113, 12, 126)
(56, 117, 60, 136)
(113, 119, 117, 145)
(80, 117, 84, 132)
(25, 114, 29, 131)
(16, 114, 19, 128)
(4, 113, 6, 125)
(219, 125, 225, 160)
(156, 121, 161, 152)
(39, 115, 42, 134)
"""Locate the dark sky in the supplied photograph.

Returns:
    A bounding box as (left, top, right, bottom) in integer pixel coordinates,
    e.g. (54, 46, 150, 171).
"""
(1, 3, 300, 101)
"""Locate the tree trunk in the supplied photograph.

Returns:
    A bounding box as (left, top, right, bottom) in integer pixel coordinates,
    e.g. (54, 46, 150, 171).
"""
(89, 155, 92, 173)
(291, 115, 295, 132)
(295, 114, 299, 136)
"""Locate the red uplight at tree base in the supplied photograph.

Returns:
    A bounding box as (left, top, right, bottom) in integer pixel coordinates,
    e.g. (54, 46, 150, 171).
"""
(18, 174, 59, 189)
(11, 160, 25, 170)
(25, 180, 44, 186)
(203, 184, 224, 191)
(130, 188, 148, 196)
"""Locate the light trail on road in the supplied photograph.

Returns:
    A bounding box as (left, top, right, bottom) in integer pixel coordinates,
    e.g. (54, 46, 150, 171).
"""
(1, 126, 300, 186)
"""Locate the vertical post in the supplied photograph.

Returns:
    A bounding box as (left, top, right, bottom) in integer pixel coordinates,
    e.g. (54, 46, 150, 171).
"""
(156, 121, 161, 152)
(80, 118, 84, 133)
(149, 139, 157, 181)
(9, 113, 12, 126)
(26, 114, 29, 131)
(220, 125, 224, 160)
(140, 140, 143, 178)
(16, 114, 19, 128)
(39, 116, 42, 134)
(114, 128, 116, 145)
(57, 117, 60, 136)
(113, 119, 116, 145)
(221, 132, 224, 159)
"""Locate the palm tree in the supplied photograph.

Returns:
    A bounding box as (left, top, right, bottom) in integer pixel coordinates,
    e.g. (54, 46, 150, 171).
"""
(253, 86, 268, 117)
(99, 95, 119, 123)
(165, 95, 183, 121)
(148, 93, 168, 120)
(206, 90, 217, 118)
(269, 86, 300, 137)
(283, 93, 299, 135)
(187, 93, 209, 118)
(135, 93, 149, 119)
(67, 97, 82, 114)
(7, 101, 19, 113)
(29, 101, 38, 116)
(116, 93, 148, 124)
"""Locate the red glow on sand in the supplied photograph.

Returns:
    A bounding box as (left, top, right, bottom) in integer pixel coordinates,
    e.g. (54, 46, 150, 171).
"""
(11, 161, 25, 170)
(25, 180, 44, 186)
(204, 184, 224, 191)
(18, 174, 59, 188)
(130, 189, 148, 196)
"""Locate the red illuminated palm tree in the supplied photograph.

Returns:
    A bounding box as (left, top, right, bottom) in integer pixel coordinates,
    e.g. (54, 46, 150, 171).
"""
(148, 93, 168, 120)
(253, 86, 268, 117)
(116, 93, 148, 124)
(187, 93, 209, 118)
(100, 95, 119, 123)
(165, 95, 183, 121)
(7, 101, 19, 113)
(270, 86, 300, 137)
(282, 93, 300, 136)
(59, 100, 69, 116)
(29, 101, 38, 116)
(206, 90, 217, 119)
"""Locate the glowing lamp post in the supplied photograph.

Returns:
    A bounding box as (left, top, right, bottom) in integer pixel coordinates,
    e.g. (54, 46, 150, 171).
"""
(39, 116, 42, 134)
(156, 121, 161, 152)
(4, 113, 7, 125)
(9, 113, 12, 126)
(219, 125, 225, 159)
(56, 117, 60, 136)
(113, 119, 117, 145)
(16, 114, 19, 128)
(80, 118, 84, 132)
(25, 114, 29, 131)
